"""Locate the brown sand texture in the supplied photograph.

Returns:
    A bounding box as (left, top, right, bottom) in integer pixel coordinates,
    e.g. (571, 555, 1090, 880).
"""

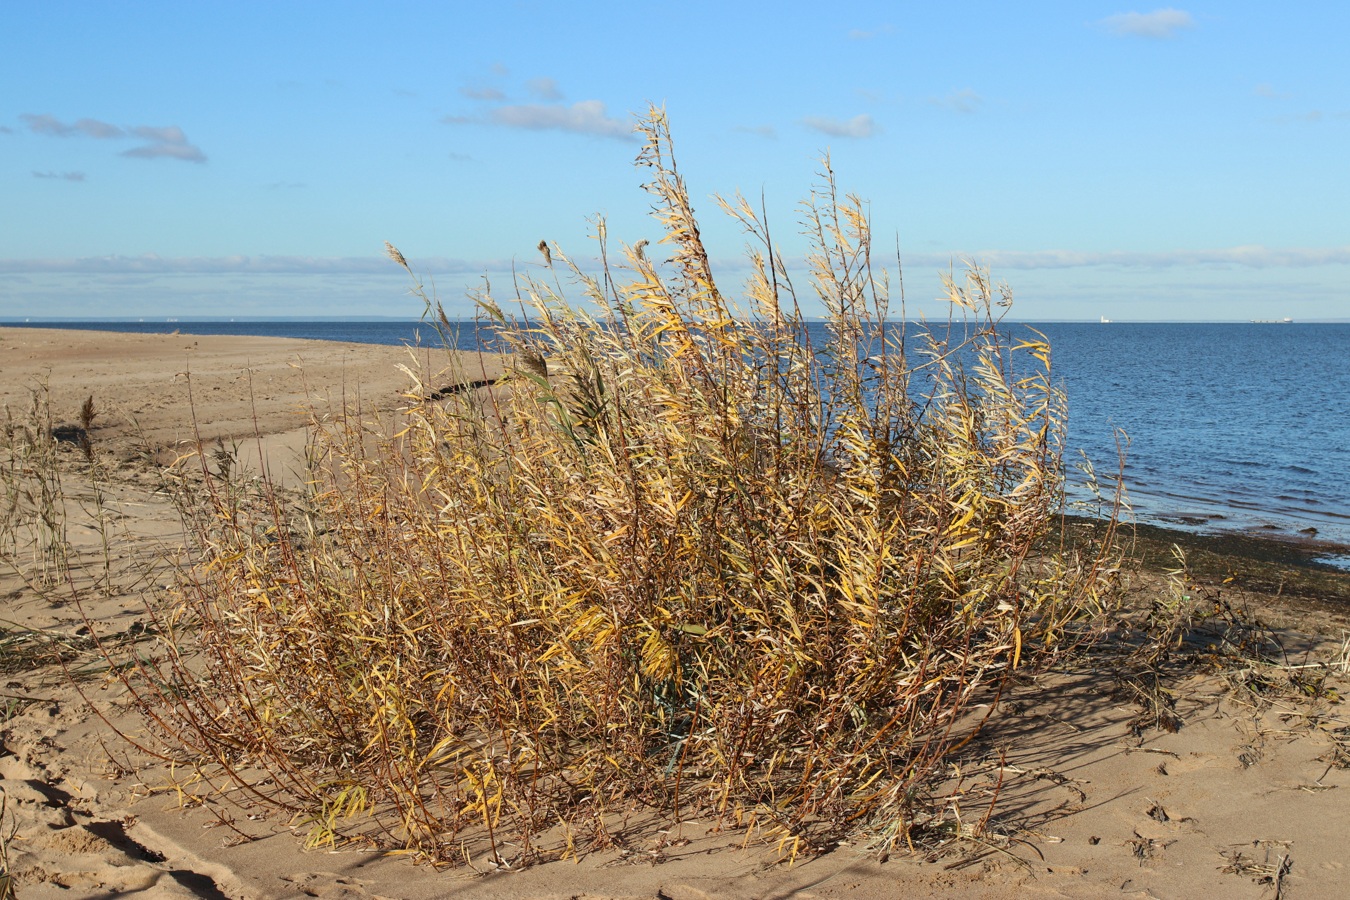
(2, 326, 1350, 899)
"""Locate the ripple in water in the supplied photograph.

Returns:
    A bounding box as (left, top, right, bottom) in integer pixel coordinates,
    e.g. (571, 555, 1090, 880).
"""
(1037, 322, 1350, 545)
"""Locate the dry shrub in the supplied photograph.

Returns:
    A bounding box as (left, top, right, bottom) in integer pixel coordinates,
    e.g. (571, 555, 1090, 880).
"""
(118, 108, 1121, 864)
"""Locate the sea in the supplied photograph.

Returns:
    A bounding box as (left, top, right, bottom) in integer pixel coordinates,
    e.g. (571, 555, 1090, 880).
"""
(8, 319, 1350, 558)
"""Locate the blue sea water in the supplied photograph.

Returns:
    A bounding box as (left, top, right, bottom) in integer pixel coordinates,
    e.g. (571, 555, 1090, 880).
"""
(9, 319, 1350, 548)
(1036, 323, 1350, 545)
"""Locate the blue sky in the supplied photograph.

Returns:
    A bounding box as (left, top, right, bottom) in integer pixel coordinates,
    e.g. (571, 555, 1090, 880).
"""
(2, 2, 1347, 321)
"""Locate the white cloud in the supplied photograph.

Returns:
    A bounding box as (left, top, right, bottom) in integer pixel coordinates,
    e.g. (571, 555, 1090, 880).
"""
(21, 114, 205, 162)
(1255, 83, 1291, 100)
(32, 170, 85, 181)
(526, 77, 563, 101)
(21, 114, 124, 138)
(487, 100, 634, 140)
(73, 117, 124, 139)
(122, 125, 206, 162)
(802, 114, 878, 139)
(932, 88, 983, 114)
(1098, 8, 1195, 39)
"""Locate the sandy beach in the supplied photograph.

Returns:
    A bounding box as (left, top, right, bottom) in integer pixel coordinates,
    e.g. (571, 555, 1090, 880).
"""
(3, 325, 1350, 899)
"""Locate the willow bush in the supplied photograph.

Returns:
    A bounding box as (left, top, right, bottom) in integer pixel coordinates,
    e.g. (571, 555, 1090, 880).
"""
(121, 108, 1120, 865)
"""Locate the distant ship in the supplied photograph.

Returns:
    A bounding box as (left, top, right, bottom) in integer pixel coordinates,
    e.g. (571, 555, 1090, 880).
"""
(1100, 316, 1112, 324)
(1251, 317, 1293, 324)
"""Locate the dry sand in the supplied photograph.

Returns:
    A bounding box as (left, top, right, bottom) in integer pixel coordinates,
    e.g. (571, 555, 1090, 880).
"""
(2, 326, 1350, 899)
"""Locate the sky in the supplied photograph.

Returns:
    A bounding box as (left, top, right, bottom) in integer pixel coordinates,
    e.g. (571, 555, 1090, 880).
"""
(2, 2, 1347, 322)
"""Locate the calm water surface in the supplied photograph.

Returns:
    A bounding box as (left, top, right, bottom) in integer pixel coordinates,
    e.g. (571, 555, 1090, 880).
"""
(10, 319, 1350, 547)
(1036, 323, 1350, 547)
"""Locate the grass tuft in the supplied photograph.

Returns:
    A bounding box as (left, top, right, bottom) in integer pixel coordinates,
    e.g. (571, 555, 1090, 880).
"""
(1, 382, 72, 583)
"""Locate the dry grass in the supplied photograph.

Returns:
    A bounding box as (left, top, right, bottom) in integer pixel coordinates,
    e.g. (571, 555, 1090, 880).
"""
(0, 623, 90, 676)
(1, 382, 72, 584)
(1220, 840, 1293, 898)
(102, 108, 1123, 866)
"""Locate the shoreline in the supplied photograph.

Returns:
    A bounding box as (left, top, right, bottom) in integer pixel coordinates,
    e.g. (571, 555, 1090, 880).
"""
(1063, 515, 1350, 607)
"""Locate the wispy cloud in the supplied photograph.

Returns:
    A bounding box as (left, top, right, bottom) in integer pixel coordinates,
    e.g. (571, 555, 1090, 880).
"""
(526, 77, 563, 101)
(734, 124, 777, 139)
(465, 100, 634, 141)
(21, 114, 124, 138)
(20, 113, 206, 162)
(461, 86, 506, 101)
(932, 88, 983, 114)
(0, 254, 515, 276)
(847, 24, 895, 40)
(1255, 83, 1292, 100)
(1098, 8, 1195, 39)
(32, 170, 85, 182)
(123, 125, 206, 162)
(932, 245, 1350, 270)
(8, 245, 1343, 281)
(75, 118, 124, 139)
(802, 114, 878, 139)
(1272, 109, 1350, 124)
